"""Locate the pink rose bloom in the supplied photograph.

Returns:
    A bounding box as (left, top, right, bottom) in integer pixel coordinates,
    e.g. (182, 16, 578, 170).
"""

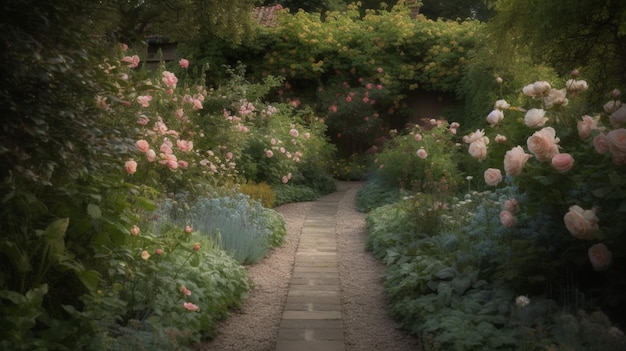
(289, 128, 299, 137)
(146, 149, 157, 162)
(141, 250, 150, 260)
(504, 199, 519, 213)
(136, 115, 149, 125)
(588, 243, 613, 271)
(377, 67, 383, 73)
(486, 109, 504, 127)
(180, 285, 192, 296)
(345, 96, 352, 103)
(527, 127, 560, 162)
(603, 99, 622, 114)
(462, 129, 487, 144)
(495, 134, 507, 144)
(593, 133, 610, 154)
(154, 248, 164, 255)
(130, 225, 140, 236)
(160, 142, 173, 155)
(500, 210, 517, 227)
(484, 168, 503, 186)
(304, 132, 311, 139)
(179, 58, 189, 68)
(136, 140, 150, 153)
(175, 108, 184, 119)
(177, 160, 188, 169)
(607, 128, 626, 165)
(504, 146, 532, 177)
(265, 150, 274, 158)
(281, 176, 289, 184)
(544, 88, 568, 109)
(551, 153, 574, 172)
(366, 83, 373, 89)
(577, 115, 598, 140)
(122, 55, 140, 68)
(137, 95, 152, 108)
(494, 99, 510, 110)
(416, 148, 428, 159)
(280, 147, 286, 153)
(329, 104, 337, 113)
(564, 205, 599, 240)
(176, 139, 193, 152)
(192, 99, 203, 110)
(415, 133, 423, 142)
(120, 43, 128, 51)
(225, 152, 233, 160)
(185, 225, 192, 233)
(125, 160, 137, 175)
(468, 140, 488, 161)
(162, 71, 178, 88)
(524, 108, 548, 128)
(193, 243, 201, 251)
(183, 302, 199, 312)
(609, 105, 626, 128)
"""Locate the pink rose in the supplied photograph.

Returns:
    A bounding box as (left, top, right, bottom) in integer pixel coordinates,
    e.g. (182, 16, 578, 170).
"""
(551, 153, 574, 172)
(162, 71, 178, 88)
(577, 115, 598, 140)
(593, 133, 610, 154)
(136, 140, 150, 153)
(154, 248, 164, 255)
(122, 55, 140, 68)
(504, 199, 519, 213)
(176, 139, 193, 152)
(606, 128, 626, 165)
(183, 302, 199, 312)
(289, 128, 299, 137)
(524, 108, 548, 128)
(304, 132, 311, 139)
(416, 148, 428, 159)
(146, 149, 157, 162)
(486, 109, 504, 127)
(564, 205, 599, 240)
(130, 225, 140, 236)
(137, 95, 152, 108)
(609, 105, 626, 128)
(193, 243, 201, 251)
(500, 210, 517, 227)
(462, 129, 486, 144)
(588, 243, 613, 271)
(281, 176, 289, 184)
(346, 96, 352, 103)
(415, 133, 423, 142)
(179, 58, 189, 68)
(527, 127, 560, 162)
(468, 140, 488, 161)
(484, 168, 503, 186)
(265, 150, 274, 158)
(185, 225, 192, 233)
(180, 285, 192, 296)
(177, 160, 188, 169)
(141, 250, 150, 260)
(125, 160, 137, 175)
(504, 146, 532, 177)
(192, 99, 203, 110)
(175, 108, 184, 119)
(495, 134, 507, 144)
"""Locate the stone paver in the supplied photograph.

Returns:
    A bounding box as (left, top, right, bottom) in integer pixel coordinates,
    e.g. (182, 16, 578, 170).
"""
(274, 191, 347, 351)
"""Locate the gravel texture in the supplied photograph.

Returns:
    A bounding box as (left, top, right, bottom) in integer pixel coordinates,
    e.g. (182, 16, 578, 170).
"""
(198, 181, 420, 351)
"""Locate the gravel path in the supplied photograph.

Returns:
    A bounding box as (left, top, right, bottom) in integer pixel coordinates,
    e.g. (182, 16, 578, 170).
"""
(198, 181, 420, 351)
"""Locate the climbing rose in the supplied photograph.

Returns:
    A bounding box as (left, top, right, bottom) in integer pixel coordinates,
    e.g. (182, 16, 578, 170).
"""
(137, 95, 152, 108)
(500, 210, 517, 227)
(176, 140, 193, 152)
(564, 205, 599, 240)
(183, 302, 199, 312)
(122, 55, 140, 68)
(146, 149, 157, 162)
(524, 109, 548, 128)
(162, 71, 178, 88)
(136, 140, 150, 153)
(484, 168, 503, 186)
(416, 148, 428, 159)
(504, 146, 532, 177)
(588, 243, 613, 271)
(125, 160, 137, 175)
(527, 127, 560, 162)
(551, 153, 574, 172)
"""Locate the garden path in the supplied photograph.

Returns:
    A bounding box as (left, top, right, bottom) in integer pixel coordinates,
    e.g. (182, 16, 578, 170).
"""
(199, 181, 420, 351)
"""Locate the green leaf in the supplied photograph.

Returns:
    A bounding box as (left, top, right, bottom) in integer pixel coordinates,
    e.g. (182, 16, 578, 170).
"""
(136, 196, 157, 211)
(77, 270, 101, 292)
(434, 267, 457, 279)
(0, 240, 32, 273)
(451, 275, 471, 295)
(190, 254, 200, 268)
(42, 218, 69, 264)
(87, 203, 102, 219)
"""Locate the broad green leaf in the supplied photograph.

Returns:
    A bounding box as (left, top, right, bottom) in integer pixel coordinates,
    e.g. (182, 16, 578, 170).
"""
(77, 270, 101, 292)
(42, 218, 69, 264)
(87, 203, 102, 219)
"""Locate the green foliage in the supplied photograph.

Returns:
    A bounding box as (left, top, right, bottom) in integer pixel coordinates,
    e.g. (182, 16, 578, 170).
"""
(272, 184, 322, 206)
(373, 122, 463, 194)
(355, 177, 404, 212)
(331, 153, 370, 180)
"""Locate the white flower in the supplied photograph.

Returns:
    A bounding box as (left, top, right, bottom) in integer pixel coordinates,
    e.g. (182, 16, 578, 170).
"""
(516, 295, 530, 307)
(486, 109, 504, 127)
(494, 99, 510, 110)
(524, 108, 548, 128)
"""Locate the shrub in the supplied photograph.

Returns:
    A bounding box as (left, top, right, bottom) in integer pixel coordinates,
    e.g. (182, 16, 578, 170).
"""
(272, 184, 321, 206)
(238, 181, 276, 208)
(355, 176, 404, 212)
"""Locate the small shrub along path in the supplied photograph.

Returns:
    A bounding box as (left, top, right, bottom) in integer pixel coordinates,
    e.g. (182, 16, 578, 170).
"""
(199, 181, 420, 351)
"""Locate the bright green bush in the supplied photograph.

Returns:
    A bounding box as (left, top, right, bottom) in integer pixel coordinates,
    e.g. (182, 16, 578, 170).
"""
(238, 181, 276, 208)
